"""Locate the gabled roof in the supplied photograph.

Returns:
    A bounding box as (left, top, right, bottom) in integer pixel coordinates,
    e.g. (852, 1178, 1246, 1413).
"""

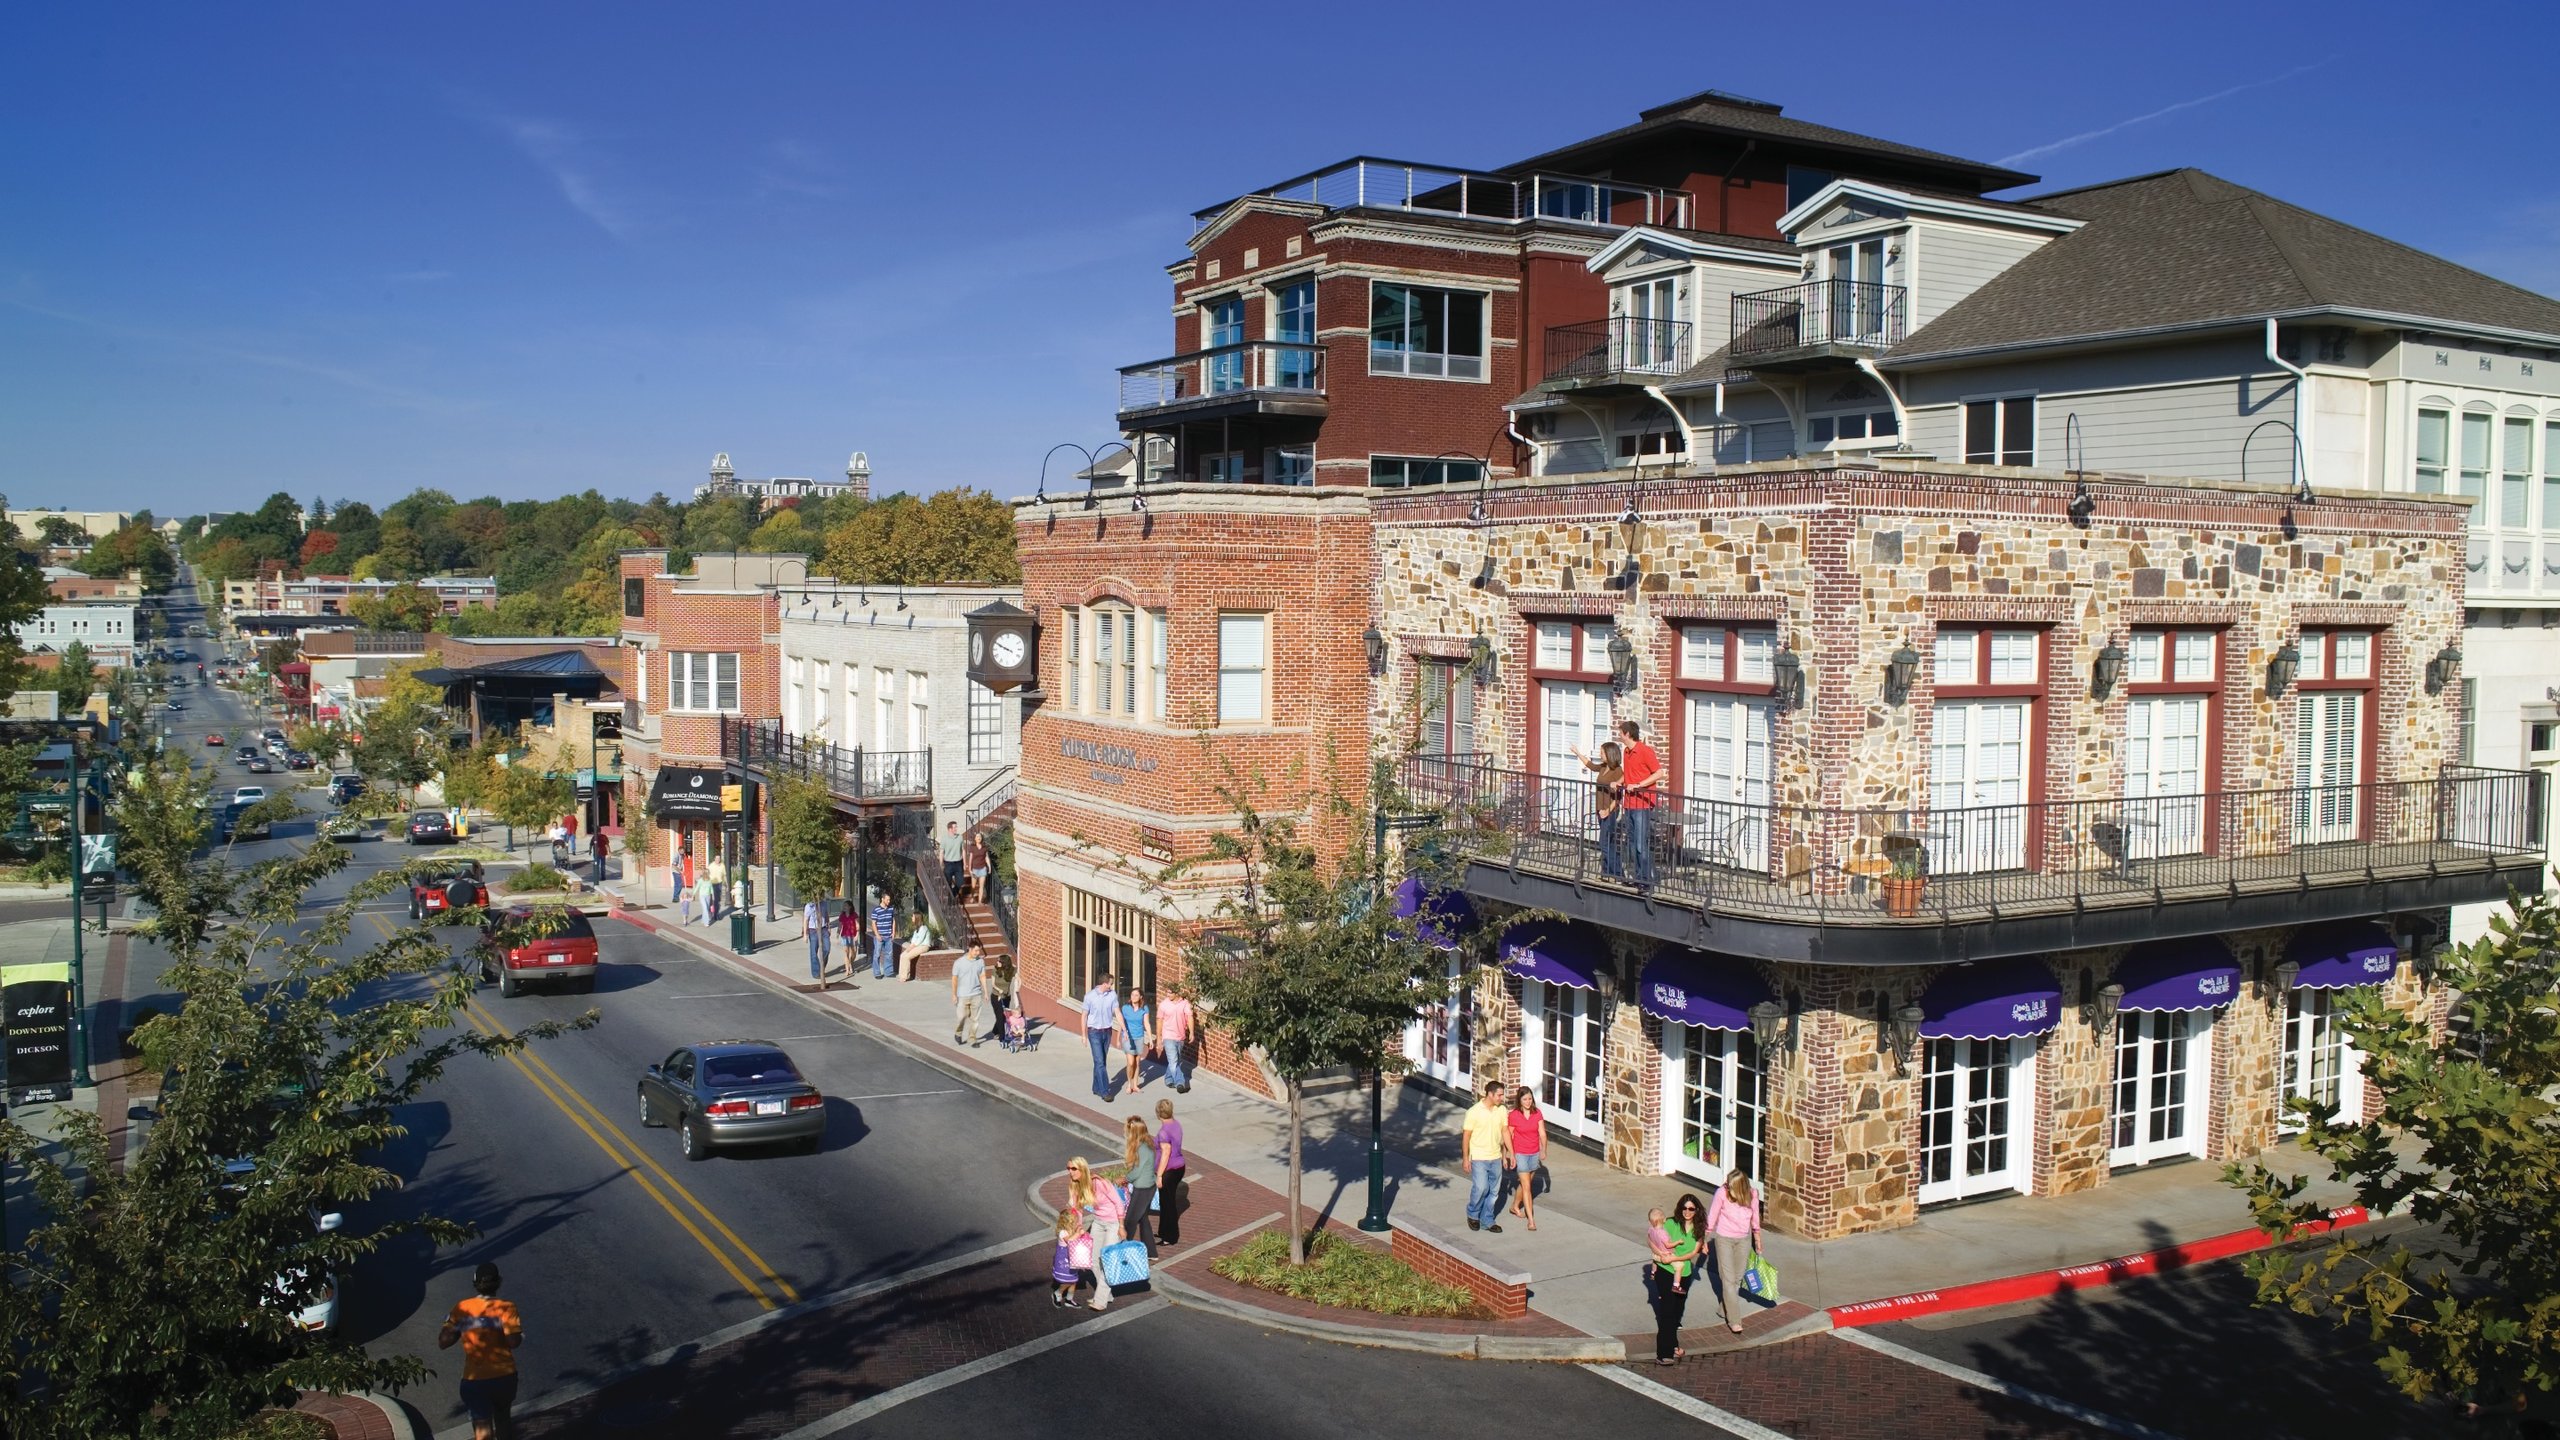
(1585, 226, 1803, 275)
(1893, 168, 2560, 360)
(1505, 90, 2036, 192)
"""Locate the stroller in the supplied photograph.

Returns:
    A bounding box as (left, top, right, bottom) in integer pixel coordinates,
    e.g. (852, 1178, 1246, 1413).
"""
(1001, 998, 1035, 1053)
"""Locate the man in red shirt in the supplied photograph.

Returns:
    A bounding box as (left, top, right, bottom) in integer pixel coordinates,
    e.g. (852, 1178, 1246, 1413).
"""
(1618, 720, 1661, 890)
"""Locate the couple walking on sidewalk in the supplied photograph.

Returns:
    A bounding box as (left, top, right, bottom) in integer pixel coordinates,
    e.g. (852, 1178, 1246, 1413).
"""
(1459, 1085, 1550, 1233)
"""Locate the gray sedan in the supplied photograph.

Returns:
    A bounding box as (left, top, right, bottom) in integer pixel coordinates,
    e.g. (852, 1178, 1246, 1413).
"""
(637, 1042, 826, 1161)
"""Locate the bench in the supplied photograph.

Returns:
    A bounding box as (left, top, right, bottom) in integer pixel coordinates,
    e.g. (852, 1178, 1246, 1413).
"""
(1390, 1214, 1531, 1320)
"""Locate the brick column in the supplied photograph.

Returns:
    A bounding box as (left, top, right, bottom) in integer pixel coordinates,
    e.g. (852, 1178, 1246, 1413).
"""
(1602, 996, 1654, 1172)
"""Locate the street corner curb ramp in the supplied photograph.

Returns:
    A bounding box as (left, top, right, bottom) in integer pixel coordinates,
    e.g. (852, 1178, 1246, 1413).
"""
(1824, 1205, 2374, 1329)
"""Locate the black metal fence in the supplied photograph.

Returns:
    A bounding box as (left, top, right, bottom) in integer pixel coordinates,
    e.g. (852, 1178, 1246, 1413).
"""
(725, 717, 931, 805)
(1400, 754, 2543, 924)
(1729, 280, 1907, 361)
(1544, 317, 1693, 386)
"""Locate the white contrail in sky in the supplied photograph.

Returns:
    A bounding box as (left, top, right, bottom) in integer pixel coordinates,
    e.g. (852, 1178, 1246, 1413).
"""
(1998, 59, 2338, 168)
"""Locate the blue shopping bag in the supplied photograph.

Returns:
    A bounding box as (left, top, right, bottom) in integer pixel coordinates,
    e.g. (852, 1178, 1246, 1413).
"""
(1740, 1249, 1781, 1304)
(1099, 1239, 1151, 1288)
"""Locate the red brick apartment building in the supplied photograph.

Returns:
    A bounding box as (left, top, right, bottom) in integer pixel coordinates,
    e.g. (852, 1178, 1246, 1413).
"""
(615, 551, 793, 886)
(1010, 89, 2546, 1232)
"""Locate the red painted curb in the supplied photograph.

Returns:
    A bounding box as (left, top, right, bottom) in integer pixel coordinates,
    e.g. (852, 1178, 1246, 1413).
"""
(1825, 1205, 2372, 1328)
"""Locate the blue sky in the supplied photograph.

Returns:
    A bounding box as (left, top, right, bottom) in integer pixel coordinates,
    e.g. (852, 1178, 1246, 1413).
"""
(5, 0, 2555, 515)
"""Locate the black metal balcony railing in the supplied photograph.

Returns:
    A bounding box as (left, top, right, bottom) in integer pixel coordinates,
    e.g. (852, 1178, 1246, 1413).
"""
(1401, 755, 2543, 925)
(1117, 340, 1326, 416)
(1196, 159, 1692, 233)
(1544, 317, 1694, 386)
(1729, 280, 1907, 362)
(725, 717, 931, 805)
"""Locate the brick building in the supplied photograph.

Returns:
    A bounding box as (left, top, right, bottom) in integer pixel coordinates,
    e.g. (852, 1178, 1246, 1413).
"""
(616, 551, 797, 889)
(1010, 87, 2552, 1237)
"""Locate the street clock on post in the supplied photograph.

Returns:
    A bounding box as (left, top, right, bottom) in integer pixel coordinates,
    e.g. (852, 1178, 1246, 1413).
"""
(965, 598, 1039, 694)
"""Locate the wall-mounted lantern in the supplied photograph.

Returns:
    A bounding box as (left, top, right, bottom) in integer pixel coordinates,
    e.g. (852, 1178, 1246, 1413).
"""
(1883, 643, 1922, 708)
(2424, 643, 2463, 696)
(2091, 639, 2126, 702)
(1362, 625, 1388, 677)
(1606, 628, 1637, 690)
(1467, 631, 1498, 684)
(2082, 976, 2125, 1030)
(1771, 645, 1806, 711)
(2267, 640, 2301, 700)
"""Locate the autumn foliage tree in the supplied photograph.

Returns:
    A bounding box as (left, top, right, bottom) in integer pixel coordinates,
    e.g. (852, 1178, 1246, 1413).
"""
(299, 530, 341, 567)
(820, 488, 1018, 585)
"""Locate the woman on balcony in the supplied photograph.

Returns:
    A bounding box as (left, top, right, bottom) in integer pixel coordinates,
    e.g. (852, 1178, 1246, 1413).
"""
(1572, 740, 1627, 880)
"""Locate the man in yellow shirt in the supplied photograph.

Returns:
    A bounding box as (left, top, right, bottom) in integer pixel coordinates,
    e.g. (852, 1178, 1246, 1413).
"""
(1461, 1087, 1514, 1233)
(438, 1263, 523, 1439)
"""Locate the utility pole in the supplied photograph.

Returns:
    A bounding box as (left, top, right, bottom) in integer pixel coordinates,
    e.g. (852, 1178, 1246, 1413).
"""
(66, 754, 97, 1089)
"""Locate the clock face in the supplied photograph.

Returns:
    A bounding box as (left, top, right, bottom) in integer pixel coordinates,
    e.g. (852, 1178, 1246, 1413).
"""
(970, 631, 985, 666)
(992, 631, 1027, 668)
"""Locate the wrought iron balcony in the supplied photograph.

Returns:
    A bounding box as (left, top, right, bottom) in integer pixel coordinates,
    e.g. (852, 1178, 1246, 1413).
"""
(724, 717, 931, 806)
(1728, 280, 1907, 367)
(1399, 755, 2544, 962)
(1117, 341, 1328, 428)
(1541, 317, 1694, 391)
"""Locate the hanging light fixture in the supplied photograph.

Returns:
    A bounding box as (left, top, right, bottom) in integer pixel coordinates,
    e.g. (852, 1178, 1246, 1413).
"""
(1606, 628, 1637, 690)
(1362, 625, 1388, 677)
(1770, 645, 1805, 711)
(2267, 639, 2301, 699)
(2424, 643, 2462, 696)
(1883, 642, 1921, 707)
(2091, 638, 2127, 701)
(1467, 631, 1497, 682)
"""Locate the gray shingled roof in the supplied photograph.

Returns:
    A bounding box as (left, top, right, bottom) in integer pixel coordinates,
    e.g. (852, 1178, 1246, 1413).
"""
(1893, 169, 2560, 359)
(1506, 92, 2033, 190)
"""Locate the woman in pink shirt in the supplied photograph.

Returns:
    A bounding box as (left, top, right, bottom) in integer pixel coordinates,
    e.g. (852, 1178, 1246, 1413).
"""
(1505, 1086, 1547, 1230)
(1703, 1173, 1763, 1333)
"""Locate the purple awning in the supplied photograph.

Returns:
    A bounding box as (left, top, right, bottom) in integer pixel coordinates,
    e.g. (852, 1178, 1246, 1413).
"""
(1637, 946, 1770, 1031)
(1394, 875, 1476, 952)
(1918, 958, 2062, 1041)
(2113, 937, 2242, 1013)
(1500, 920, 1607, 991)
(2288, 921, 2400, 990)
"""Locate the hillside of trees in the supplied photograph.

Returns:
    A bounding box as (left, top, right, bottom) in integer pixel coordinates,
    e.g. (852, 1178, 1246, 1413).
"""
(179, 484, 1018, 636)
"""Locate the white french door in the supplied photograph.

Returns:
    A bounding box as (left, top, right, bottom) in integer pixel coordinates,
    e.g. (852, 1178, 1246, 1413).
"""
(1539, 679, 1615, 835)
(2125, 695, 2208, 858)
(1624, 277, 1680, 371)
(1684, 693, 1772, 870)
(1929, 700, 2030, 873)
(2110, 1010, 2211, 1167)
(2280, 990, 2365, 1132)
(1523, 981, 1606, 1142)
(2292, 693, 2363, 844)
(1826, 237, 1888, 339)
(1661, 1023, 1765, 1185)
(1404, 955, 1476, 1091)
(1917, 1036, 2035, 1204)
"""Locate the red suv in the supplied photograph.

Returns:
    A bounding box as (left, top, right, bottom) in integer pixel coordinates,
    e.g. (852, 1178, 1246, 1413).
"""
(408, 864, 484, 921)
(479, 906, 599, 997)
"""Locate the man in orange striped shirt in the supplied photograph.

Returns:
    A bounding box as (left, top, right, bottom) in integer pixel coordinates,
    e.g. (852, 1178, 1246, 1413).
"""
(438, 1263, 523, 1439)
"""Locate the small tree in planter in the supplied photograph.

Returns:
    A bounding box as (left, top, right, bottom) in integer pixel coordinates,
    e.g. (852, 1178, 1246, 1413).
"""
(769, 777, 846, 914)
(1882, 845, 1927, 918)
(622, 805, 657, 902)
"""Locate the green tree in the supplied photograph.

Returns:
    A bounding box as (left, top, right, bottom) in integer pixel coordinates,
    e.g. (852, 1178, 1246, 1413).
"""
(346, 583, 439, 633)
(770, 776, 845, 906)
(1167, 770, 1458, 1264)
(53, 639, 97, 711)
(78, 524, 177, 588)
(623, 804, 658, 901)
(746, 507, 816, 555)
(678, 496, 758, 554)
(0, 505, 53, 696)
(355, 691, 442, 805)
(820, 489, 1019, 586)
(2230, 889, 2560, 1421)
(0, 748, 589, 1438)
(36, 515, 87, 549)
(326, 501, 380, 562)
(487, 752, 575, 852)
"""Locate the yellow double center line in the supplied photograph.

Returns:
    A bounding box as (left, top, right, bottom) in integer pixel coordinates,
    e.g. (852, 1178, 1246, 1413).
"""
(368, 914, 800, 1311)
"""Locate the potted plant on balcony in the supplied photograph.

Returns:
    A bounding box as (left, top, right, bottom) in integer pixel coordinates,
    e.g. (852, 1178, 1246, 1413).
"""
(1881, 846, 1928, 918)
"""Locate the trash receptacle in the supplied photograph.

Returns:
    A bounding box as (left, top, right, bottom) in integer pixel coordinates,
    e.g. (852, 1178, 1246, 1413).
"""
(729, 907, 754, 955)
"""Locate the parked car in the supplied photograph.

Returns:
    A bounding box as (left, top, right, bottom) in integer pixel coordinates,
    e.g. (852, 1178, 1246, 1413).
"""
(217, 1158, 342, 1334)
(320, 813, 364, 844)
(284, 751, 315, 771)
(405, 811, 454, 845)
(221, 802, 271, 842)
(478, 905, 599, 998)
(637, 1042, 825, 1161)
(408, 861, 484, 920)
(326, 774, 366, 806)
(265, 737, 289, 758)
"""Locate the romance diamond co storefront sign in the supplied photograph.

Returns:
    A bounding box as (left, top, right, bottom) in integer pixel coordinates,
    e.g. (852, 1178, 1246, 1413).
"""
(1060, 737, 1158, 786)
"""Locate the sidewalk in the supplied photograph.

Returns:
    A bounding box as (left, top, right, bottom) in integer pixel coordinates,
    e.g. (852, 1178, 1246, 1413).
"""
(598, 877, 2359, 1352)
